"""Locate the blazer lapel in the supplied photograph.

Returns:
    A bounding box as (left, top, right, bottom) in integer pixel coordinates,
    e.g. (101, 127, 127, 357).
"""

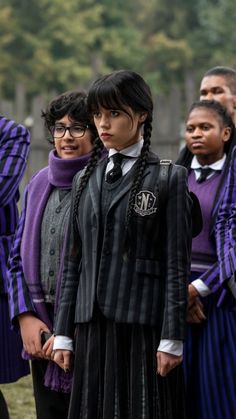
(109, 152, 158, 207)
(107, 162, 153, 211)
(88, 153, 158, 215)
(89, 158, 106, 218)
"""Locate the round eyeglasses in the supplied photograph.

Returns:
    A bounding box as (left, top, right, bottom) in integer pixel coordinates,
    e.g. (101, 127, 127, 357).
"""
(52, 124, 89, 139)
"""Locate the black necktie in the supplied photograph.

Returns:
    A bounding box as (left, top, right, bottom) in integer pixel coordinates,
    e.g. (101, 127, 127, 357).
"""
(106, 153, 126, 183)
(197, 167, 212, 183)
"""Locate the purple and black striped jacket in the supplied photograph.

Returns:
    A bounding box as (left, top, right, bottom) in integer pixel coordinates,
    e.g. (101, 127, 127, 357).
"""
(215, 145, 236, 289)
(0, 115, 30, 294)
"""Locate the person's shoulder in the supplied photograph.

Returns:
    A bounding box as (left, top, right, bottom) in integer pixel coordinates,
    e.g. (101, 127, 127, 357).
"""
(72, 166, 90, 188)
(173, 162, 188, 172)
(28, 166, 49, 186)
(170, 162, 188, 179)
(147, 150, 160, 164)
(0, 114, 28, 132)
(0, 115, 12, 126)
(0, 115, 30, 146)
(146, 154, 186, 177)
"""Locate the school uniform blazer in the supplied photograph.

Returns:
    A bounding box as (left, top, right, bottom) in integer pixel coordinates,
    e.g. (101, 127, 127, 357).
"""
(55, 153, 192, 342)
(215, 145, 236, 285)
(0, 116, 30, 294)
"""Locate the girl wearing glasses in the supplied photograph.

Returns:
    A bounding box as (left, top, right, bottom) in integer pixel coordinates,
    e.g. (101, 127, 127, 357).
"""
(7, 90, 100, 419)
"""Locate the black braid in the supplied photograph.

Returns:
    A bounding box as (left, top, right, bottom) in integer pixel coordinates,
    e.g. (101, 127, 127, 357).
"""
(72, 137, 104, 231)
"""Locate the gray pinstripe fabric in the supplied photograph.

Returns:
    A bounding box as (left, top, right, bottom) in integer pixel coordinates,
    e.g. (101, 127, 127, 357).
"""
(55, 154, 192, 341)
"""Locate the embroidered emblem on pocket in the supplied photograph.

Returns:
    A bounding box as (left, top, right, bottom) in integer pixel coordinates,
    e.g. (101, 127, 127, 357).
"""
(134, 190, 157, 216)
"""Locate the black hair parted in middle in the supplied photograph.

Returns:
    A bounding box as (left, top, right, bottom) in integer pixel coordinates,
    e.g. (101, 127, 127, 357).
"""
(72, 70, 154, 251)
(87, 69, 153, 121)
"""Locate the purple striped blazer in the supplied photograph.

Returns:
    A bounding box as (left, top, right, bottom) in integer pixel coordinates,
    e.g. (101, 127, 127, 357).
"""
(0, 115, 30, 293)
(215, 145, 236, 288)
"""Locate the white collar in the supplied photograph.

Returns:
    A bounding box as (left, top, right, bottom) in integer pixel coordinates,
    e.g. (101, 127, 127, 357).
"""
(108, 138, 144, 159)
(191, 154, 226, 171)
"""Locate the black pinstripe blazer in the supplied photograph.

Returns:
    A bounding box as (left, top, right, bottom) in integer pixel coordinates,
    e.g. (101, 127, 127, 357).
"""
(55, 152, 192, 341)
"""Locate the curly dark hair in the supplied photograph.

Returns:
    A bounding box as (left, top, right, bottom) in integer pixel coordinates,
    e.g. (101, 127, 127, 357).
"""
(41, 90, 98, 144)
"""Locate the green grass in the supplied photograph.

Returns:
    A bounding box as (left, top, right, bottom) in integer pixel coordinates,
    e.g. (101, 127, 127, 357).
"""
(0, 374, 36, 419)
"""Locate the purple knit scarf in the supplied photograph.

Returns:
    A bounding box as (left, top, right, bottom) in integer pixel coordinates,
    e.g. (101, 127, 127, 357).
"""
(48, 149, 91, 188)
(20, 150, 91, 392)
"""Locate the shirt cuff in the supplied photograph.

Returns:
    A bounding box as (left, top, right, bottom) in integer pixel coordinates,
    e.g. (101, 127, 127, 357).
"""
(157, 339, 183, 356)
(53, 335, 73, 352)
(192, 279, 211, 297)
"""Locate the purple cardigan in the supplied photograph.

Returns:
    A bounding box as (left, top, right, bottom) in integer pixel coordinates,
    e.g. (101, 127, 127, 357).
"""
(7, 150, 91, 392)
(177, 141, 236, 306)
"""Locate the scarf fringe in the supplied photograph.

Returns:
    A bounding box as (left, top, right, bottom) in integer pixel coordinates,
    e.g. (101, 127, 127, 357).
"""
(44, 360, 72, 393)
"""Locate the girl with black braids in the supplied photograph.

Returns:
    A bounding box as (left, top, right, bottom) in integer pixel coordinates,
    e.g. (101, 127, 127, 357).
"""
(53, 70, 192, 419)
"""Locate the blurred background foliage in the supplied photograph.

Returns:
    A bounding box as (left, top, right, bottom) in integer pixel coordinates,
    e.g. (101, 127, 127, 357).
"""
(1, 0, 236, 102)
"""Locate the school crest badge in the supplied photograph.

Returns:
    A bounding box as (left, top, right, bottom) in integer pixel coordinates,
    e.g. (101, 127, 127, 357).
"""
(134, 190, 157, 216)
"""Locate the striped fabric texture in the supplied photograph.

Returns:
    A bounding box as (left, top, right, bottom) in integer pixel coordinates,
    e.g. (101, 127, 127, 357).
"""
(0, 115, 30, 293)
(215, 145, 236, 284)
(55, 155, 192, 341)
